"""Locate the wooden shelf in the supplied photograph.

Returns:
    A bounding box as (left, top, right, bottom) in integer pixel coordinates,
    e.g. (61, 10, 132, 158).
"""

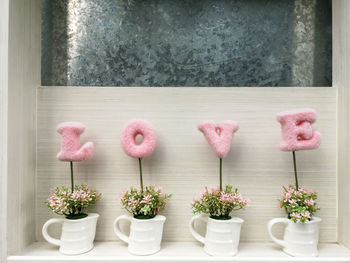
(7, 242, 350, 263)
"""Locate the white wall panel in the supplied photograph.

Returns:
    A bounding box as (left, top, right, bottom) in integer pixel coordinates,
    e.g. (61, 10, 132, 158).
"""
(334, 0, 350, 248)
(36, 87, 336, 242)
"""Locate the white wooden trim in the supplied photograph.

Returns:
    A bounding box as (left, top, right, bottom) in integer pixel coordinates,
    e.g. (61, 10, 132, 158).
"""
(333, 0, 350, 248)
(0, 0, 9, 261)
(1, 0, 350, 261)
(7, 242, 350, 263)
(6, 0, 40, 256)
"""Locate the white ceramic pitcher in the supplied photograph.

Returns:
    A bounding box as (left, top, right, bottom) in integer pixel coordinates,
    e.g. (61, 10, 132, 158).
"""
(189, 215, 244, 256)
(42, 213, 99, 255)
(267, 217, 321, 257)
(114, 215, 166, 255)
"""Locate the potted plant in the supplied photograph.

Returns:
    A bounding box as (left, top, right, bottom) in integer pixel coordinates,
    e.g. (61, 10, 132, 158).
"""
(189, 121, 250, 257)
(113, 119, 171, 256)
(42, 122, 101, 255)
(267, 109, 322, 257)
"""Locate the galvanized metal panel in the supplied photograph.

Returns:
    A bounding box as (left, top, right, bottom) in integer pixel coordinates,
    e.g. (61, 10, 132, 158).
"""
(41, 0, 332, 86)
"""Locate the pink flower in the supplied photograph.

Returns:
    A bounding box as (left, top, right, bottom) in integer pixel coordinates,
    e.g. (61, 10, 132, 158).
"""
(301, 211, 311, 219)
(306, 189, 313, 195)
(304, 199, 315, 206)
(141, 195, 152, 204)
(210, 186, 221, 195)
(285, 192, 292, 199)
(291, 212, 301, 219)
(287, 188, 295, 194)
(288, 199, 297, 207)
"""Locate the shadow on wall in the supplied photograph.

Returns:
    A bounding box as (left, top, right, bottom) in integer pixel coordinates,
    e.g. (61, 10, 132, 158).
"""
(41, 0, 332, 87)
(41, 0, 69, 86)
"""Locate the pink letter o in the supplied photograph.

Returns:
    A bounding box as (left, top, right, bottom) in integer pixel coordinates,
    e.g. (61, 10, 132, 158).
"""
(121, 120, 156, 158)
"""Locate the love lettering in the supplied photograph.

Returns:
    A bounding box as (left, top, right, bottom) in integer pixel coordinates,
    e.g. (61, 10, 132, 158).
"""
(56, 108, 321, 159)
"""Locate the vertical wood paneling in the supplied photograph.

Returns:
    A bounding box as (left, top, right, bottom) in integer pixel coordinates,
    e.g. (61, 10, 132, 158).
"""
(37, 87, 336, 243)
(334, 0, 350, 248)
(0, 0, 9, 261)
(7, 0, 40, 255)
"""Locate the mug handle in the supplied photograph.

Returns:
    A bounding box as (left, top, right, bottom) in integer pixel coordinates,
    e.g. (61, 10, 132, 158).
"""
(42, 218, 64, 247)
(267, 218, 289, 248)
(113, 215, 132, 244)
(189, 215, 207, 244)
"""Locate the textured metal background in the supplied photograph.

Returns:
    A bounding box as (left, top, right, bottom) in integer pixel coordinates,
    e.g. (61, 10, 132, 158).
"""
(42, 0, 332, 87)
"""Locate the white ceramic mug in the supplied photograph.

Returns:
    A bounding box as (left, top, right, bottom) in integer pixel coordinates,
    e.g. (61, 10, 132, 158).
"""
(42, 213, 99, 255)
(189, 215, 244, 256)
(113, 215, 166, 255)
(267, 217, 321, 257)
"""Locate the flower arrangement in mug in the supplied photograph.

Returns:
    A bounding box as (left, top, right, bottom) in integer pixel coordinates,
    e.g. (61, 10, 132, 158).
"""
(46, 122, 101, 219)
(192, 185, 250, 220)
(120, 185, 171, 219)
(120, 120, 171, 219)
(277, 109, 321, 223)
(279, 185, 319, 223)
(47, 184, 101, 219)
(192, 121, 250, 220)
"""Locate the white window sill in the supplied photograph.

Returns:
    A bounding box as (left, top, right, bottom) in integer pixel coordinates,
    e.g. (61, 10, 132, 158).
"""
(7, 242, 350, 263)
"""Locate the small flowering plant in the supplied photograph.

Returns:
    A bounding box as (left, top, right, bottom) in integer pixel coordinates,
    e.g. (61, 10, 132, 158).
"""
(279, 185, 319, 224)
(192, 185, 250, 220)
(120, 120, 172, 219)
(276, 109, 322, 224)
(120, 185, 172, 219)
(193, 121, 250, 220)
(46, 184, 101, 219)
(48, 122, 100, 220)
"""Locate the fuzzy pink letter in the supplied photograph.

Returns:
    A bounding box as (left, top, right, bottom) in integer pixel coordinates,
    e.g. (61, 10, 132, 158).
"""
(121, 120, 156, 159)
(277, 108, 321, 151)
(198, 120, 239, 158)
(56, 122, 94, 161)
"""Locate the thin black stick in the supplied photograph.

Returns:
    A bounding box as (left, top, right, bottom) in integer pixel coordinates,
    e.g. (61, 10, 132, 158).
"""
(219, 158, 223, 191)
(70, 161, 74, 192)
(138, 158, 144, 192)
(292, 151, 299, 190)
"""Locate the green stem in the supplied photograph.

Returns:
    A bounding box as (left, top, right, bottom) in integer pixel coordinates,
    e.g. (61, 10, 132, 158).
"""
(292, 151, 299, 190)
(70, 161, 74, 192)
(138, 158, 143, 192)
(219, 158, 222, 191)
